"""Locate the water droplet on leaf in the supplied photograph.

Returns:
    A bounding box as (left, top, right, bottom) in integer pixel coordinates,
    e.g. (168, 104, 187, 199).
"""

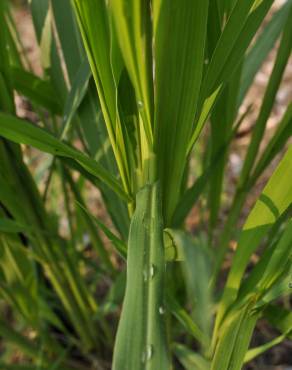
(143, 268, 148, 282)
(149, 264, 156, 279)
(159, 306, 165, 315)
(142, 344, 153, 363)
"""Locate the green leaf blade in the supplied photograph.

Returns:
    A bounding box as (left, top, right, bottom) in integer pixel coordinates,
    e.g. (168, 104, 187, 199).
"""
(113, 183, 170, 370)
(0, 113, 129, 202)
(154, 0, 209, 223)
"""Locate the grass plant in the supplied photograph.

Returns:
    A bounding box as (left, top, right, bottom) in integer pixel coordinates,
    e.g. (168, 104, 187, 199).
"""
(0, 0, 291, 369)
